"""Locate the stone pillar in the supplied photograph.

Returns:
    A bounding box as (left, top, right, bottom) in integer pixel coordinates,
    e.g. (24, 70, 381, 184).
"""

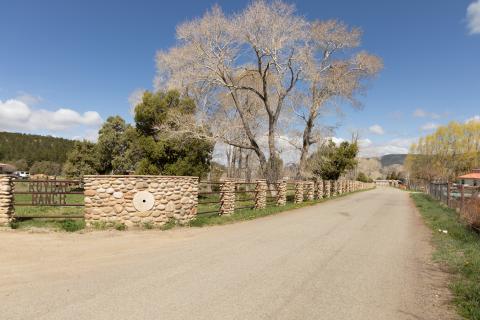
(294, 181, 304, 204)
(0, 175, 14, 226)
(331, 180, 337, 196)
(220, 179, 236, 215)
(325, 180, 331, 198)
(316, 180, 324, 200)
(254, 179, 267, 210)
(276, 180, 287, 206)
(304, 181, 314, 201)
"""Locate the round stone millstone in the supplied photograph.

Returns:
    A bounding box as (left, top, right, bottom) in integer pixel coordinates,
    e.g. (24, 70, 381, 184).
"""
(133, 191, 155, 212)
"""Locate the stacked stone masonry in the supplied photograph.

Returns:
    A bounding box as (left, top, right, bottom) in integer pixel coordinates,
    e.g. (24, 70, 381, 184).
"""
(305, 181, 315, 201)
(83, 175, 198, 227)
(325, 181, 331, 198)
(316, 180, 324, 200)
(294, 181, 304, 204)
(254, 180, 268, 209)
(0, 175, 14, 226)
(219, 179, 236, 215)
(276, 180, 287, 206)
(331, 181, 337, 196)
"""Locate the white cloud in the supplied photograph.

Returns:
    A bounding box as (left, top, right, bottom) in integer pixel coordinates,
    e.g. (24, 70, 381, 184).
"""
(413, 108, 440, 119)
(0, 98, 102, 139)
(420, 122, 439, 131)
(466, 115, 480, 123)
(413, 108, 427, 117)
(359, 137, 416, 157)
(15, 92, 42, 105)
(358, 138, 372, 147)
(329, 136, 345, 145)
(467, 0, 480, 34)
(368, 124, 385, 135)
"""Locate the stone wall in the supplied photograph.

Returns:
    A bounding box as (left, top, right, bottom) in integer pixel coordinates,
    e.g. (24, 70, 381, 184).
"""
(83, 175, 198, 227)
(0, 175, 14, 226)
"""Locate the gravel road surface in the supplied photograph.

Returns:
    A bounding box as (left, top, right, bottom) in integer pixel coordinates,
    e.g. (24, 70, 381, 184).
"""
(0, 188, 458, 319)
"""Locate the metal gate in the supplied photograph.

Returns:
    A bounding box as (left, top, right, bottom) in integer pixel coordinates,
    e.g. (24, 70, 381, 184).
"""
(13, 178, 84, 219)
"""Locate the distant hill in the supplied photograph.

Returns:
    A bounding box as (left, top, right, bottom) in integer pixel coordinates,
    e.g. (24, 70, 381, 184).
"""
(357, 154, 407, 180)
(379, 154, 407, 167)
(0, 132, 75, 165)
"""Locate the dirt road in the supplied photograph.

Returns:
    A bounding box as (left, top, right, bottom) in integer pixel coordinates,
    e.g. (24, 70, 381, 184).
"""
(0, 188, 457, 319)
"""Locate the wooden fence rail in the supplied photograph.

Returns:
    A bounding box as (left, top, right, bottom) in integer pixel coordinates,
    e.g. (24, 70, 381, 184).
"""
(425, 182, 480, 228)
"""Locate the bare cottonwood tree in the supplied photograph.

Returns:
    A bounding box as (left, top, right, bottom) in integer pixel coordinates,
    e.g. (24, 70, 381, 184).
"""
(156, 2, 307, 181)
(295, 20, 383, 177)
(156, 2, 381, 181)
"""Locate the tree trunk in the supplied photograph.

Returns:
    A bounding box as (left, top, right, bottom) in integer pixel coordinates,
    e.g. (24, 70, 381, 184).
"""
(266, 116, 280, 183)
(298, 113, 315, 179)
(245, 152, 251, 183)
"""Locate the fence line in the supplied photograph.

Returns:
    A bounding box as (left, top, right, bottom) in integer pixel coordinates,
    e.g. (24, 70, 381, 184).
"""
(424, 182, 480, 229)
(197, 179, 374, 216)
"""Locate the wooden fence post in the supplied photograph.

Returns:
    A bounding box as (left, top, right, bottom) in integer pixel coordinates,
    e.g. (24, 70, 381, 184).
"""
(460, 184, 465, 212)
(447, 183, 451, 207)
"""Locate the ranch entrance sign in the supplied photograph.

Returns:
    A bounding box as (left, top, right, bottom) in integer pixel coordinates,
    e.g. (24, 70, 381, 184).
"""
(15, 179, 84, 207)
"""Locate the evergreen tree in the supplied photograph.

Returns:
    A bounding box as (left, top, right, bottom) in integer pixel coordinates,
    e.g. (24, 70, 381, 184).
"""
(96, 116, 135, 174)
(308, 141, 358, 180)
(133, 90, 213, 177)
(63, 141, 99, 177)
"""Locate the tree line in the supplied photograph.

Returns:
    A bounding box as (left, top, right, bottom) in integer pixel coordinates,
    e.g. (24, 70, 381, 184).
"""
(406, 121, 480, 182)
(0, 131, 75, 175)
(64, 90, 214, 178)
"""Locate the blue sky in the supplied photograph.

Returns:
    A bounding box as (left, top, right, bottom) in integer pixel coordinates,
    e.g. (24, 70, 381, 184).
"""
(1, 0, 480, 157)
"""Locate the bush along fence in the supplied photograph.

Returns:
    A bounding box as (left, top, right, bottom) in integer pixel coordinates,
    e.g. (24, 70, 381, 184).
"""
(0, 174, 374, 228)
(425, 182, 480, 229)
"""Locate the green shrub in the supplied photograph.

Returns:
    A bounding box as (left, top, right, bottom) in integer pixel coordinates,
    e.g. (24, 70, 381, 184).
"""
(60, 219, 85, 232)
(160, 219, 176, 230)
(9, 220, 19, 229)
(142, 222, 154, 230)
(91, 221, 108, 230)
(114, 222, 127, 231)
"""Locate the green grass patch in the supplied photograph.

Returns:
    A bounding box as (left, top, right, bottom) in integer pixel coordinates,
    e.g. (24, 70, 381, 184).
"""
(9, 218, 85, 232)
(410, 193, 480, 319)
(160, 219, 176, 230)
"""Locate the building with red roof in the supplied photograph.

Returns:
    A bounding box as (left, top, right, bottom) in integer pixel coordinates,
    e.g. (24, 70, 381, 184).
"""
(458, 169, 480, 186)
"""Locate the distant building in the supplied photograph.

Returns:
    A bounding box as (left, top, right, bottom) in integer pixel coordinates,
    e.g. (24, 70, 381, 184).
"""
(458, 169, 480, 186)
(0, 163, 16, 174)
